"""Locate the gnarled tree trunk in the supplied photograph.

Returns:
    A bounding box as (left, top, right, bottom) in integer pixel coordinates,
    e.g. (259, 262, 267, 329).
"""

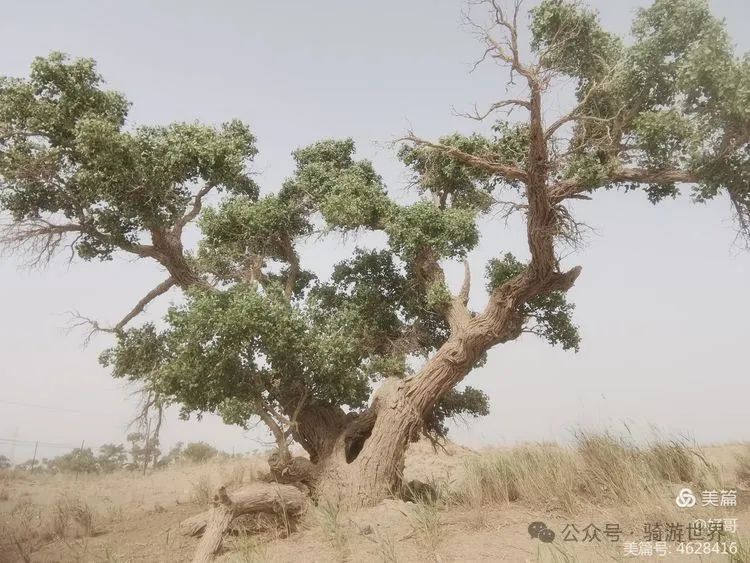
(310, 263, 581, 506)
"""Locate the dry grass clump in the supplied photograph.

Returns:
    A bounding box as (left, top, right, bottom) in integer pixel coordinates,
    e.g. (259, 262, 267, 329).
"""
(453, 443, 582, 514)
(229, 532, 269, 562)
(452, 432, 709, 514)
(0, 499, 52, 562)
(52, 494, 97, 538)
(190, 474, 213, 505)
(735, 445, 750, 486)
(408, 495, 442, 553)
(315, 495, 351, 557)
(0, 493, 100, 561)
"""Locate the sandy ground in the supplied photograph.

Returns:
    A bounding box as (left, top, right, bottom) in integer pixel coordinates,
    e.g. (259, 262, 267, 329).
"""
(1, 441, 748, 562)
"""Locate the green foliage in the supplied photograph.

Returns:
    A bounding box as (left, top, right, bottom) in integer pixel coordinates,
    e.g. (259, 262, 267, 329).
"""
(46, 448, 99, 474)
(158, 442, 184, 467)
(399, 125, 529, 212)
(182, 442, 218, 463)
(97, 443, 128, 473)
(0, 53, 258, 260)
(198, 195, 311, 284)
(385, 202, 479, 261)
(126, 432, 160, 468)
(313, 248, 451, 358)
(539, 0, 750, 215)
(423, 386, 490, 438)
(425, 280, 452, 311)
(280, 138, 393, 230)
(23, 7, 748, 457)
(564, 152, 615, 191)
(530, 0, 622, 84)
(399, 134, 497, 211)
(486, 254, 580, 351)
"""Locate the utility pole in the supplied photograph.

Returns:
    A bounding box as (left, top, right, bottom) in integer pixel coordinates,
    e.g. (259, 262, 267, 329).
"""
(75, 440, 85, 481)
(30, 441, 38, 473)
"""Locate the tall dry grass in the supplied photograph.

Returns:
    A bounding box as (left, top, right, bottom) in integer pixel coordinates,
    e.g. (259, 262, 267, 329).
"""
(452, 432, 713, 514)
(735, 445, 750, 486)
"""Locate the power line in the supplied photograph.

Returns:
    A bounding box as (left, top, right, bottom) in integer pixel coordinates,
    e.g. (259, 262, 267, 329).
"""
(0, 399, 110, 416)
(0, 437, 83, 449)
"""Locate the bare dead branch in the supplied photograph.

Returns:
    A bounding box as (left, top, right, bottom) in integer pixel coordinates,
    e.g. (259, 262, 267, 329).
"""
(454, 99, 531, 121)
(464, 0, 537, 87)
(0, 219, 82, 268)
(65, 311, 118, 346)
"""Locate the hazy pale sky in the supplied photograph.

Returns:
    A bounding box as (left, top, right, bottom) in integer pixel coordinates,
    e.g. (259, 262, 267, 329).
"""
(1, 0, 748, 463)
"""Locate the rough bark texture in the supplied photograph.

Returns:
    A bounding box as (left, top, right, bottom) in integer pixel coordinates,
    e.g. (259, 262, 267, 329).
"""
(302, 39, 588, 505)
(184, 483, 307, 562)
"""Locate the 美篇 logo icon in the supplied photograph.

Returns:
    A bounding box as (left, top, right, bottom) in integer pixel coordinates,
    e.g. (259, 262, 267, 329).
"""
(675, 488, 696, 508)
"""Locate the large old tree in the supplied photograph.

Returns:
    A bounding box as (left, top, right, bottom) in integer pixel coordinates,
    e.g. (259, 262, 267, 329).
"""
(1, 0, 748, 549)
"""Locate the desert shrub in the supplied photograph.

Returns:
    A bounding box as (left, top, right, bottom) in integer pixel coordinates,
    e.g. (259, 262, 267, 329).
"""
(190, 474, 213, 505)
(157, 442, 184, 467)
(183, 442, 219, 463)
(47, 448, 99, 474)
(0, 499, 54, 560)
(455, 454, 521, 505)
(0, 455, 11, 469)
(52, 494, 97, 537)
(97, 443, 128, 473)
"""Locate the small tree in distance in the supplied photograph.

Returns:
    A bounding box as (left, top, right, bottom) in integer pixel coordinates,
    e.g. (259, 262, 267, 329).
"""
(182, 442, 219, 464)
(97, 443, 128, 473)
(0, 0, 747, 512)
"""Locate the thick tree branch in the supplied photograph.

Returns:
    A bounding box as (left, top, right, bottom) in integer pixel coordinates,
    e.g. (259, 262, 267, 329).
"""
(280, 235, 300, 300)
(114, 277, 177, 332)
(459, 259, 471, 305)
(414, 248, 473, 332)
(545, 76, 618, 140)
(550, 166, 699, 202)
(175, 183, 215, 235)
(400, 133, 528, 182)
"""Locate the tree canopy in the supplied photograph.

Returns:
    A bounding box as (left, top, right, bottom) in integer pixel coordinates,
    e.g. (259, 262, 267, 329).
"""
(1, 0, 747, 470)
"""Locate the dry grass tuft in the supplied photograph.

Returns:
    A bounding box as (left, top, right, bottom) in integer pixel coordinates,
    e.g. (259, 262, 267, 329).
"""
(52, 494, 97, 538)
(315, 495, 350, 558)
(230, 532, 269, 562)
(453, 443, 582, 513)
(735, 445, 750, 486)
(190, 474, 213, 505)
(408, 496, 442, 553)
(453, 432, 711, 514)
(0, 499, 54, 561)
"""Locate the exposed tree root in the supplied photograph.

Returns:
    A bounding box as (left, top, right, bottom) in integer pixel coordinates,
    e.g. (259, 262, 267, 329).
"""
(183, 482, 307, 563)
